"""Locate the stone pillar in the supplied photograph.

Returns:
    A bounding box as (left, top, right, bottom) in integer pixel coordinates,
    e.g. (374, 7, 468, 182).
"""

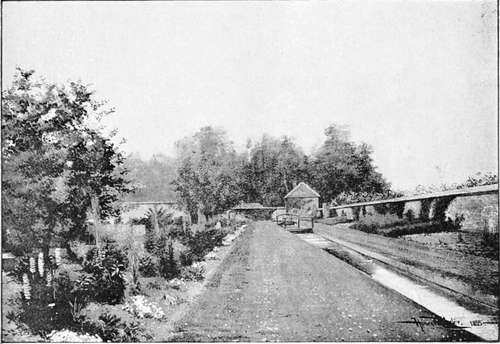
(322, 203, 329, 218)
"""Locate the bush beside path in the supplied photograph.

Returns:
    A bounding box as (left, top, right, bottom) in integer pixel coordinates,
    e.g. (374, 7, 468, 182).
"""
(171, 221, 478, 342)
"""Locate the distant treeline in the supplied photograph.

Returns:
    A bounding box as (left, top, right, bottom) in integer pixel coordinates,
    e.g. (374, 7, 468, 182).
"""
(125, 126, 498, 223)
(125, 125, 390, 222)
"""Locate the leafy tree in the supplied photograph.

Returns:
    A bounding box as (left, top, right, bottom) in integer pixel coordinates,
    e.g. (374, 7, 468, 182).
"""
(240, 135, 309, 206)
(173, 126, 242, 222)
(2, 68, 130, 256)
(309, 124, 389, 202)
(459, 172, 498, 188)
(408, 172, 498, 196)
(332, 190, 404, 206)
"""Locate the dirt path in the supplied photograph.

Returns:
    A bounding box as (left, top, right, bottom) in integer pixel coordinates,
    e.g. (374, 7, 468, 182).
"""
(171, 221, 479, 341)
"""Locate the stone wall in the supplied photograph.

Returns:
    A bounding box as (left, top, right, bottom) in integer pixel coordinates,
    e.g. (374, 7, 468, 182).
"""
(329, 193, 498, 233)
(445, 194, 498, 233)
(232, 208, 275, 221)
(403, 201, 422, 220)
(99, 224, 146, 243)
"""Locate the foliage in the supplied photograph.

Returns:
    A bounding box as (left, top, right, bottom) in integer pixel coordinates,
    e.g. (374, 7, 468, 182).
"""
(131, 207, 174, 254)
(332, 190, 404, 206)
(181, 226, 227, 262)
(47, 329, 102, 342)
(407, 172, 498, 196)
(138, 255, 158, 277)
(1, 68, 131, 256)
(83, 245, 128, 304)
(82, 312, 151, 342)
(7, 259, 94, 337)
(123, 295, 165, 319)
(308, 124, 390, 202)
(350, 213, 409, 232)
(158, 241, 179, 279)
(351, 213, 463, 237)
(459, 172, 498, 188)
(179, 262, 206, 281)
(179, 250, 194, 267)
(173, 126, 243, 222)
(239, 135, 310, 206)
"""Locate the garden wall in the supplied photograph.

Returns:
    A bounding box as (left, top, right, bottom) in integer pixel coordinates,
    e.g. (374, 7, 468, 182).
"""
(445, 194, 498, 233)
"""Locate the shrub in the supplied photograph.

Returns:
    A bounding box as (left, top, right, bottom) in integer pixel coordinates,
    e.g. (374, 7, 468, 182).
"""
(351, 213, 463, 237)
(159, 241, 179, 280)
(138, 255, 158, 277)
(179, 251, 194, 267)
(144, 227, 159, 254)
(123, 295, 165, 319)
(382, 221, 455, 237)
(351, 213, 408, 232)
(182, 226, 227, 261)
(132, 207, 174, 254)
(83, 245, 128, 304)
(82, 312, 151, 342)
(7, 258, 94, 337)
(179, 262, 205, 281)
(47, 329, 102, 342)
(167, 222, 187, 240)
(145, 280, 162, 290)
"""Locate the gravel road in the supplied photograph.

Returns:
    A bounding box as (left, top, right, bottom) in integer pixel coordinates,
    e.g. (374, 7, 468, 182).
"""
(172, 221, 480, 342)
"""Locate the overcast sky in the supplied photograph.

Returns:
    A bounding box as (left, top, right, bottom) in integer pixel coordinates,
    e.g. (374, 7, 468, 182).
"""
(2, 1, 497, 190)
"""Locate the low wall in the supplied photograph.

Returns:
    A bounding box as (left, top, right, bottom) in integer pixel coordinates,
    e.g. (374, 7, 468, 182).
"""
(446, 194, 498, 233)
(99, 224, 146, 243)
(329, 191, 498, 232)
(231, 208, 276, 221)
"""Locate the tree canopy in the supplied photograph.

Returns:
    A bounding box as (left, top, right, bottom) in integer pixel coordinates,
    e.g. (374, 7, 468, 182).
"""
(173, 126, 243, 222)
(2, 69, 130, 255)
(239, 135, 309, 206)
(309, 124, 389, 202)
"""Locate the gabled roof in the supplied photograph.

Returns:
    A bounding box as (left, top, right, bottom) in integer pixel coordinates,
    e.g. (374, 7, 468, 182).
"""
(284, 182, 320, 199)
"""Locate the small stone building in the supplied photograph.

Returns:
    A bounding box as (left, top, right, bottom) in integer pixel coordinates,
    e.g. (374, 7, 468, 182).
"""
(284, 182, 320, 217)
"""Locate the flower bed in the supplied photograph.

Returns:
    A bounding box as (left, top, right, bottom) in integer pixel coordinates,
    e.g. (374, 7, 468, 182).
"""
(48, 329, 102, 342)
(123, 295, 166, 320)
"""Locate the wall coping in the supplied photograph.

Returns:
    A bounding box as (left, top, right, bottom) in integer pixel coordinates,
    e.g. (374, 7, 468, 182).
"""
(331, 184, 498, 210)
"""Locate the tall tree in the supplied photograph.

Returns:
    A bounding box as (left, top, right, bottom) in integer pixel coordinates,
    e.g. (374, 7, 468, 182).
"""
(173, 126, 242, 222)
(310, 124, 389, 202)
(241, 135, 308, 206)
(2, 68, 130, 255)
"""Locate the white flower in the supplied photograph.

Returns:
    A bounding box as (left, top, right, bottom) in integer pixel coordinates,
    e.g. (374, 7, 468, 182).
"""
(48, 329, 102, 342)
(46, 272, 53, 286)
(22, 274, 31, 300)
(38, 252, 44, 277)
(40, 108, 57, 122)
(123, 295, 166, 320)
(29, 257, 36, 274)
(55, 248, 62, 265)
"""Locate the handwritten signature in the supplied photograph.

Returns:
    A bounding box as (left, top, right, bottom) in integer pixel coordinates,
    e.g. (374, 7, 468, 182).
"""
(395, 315, 498, 332)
